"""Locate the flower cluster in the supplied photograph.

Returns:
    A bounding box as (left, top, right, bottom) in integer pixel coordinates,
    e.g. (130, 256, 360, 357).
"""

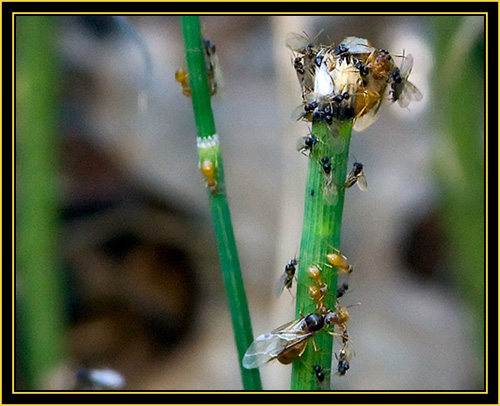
(287, 34, 422, 131)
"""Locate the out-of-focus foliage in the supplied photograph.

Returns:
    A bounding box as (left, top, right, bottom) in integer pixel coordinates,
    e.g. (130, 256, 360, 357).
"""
(16, 16, 66, 389)
(430, 16, 485, 362)
(430, 17, 485, 313)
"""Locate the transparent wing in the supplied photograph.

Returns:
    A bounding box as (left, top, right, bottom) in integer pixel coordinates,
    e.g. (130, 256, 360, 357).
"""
(353, 97, 382, 132)
(270, 316, 306, 334)
(356, 173, 368, 191)
(211, 54, 225, 97)
(296, 136, 308, 152)
(242, 332, 287, 369)
(286, 30, 323, 53)
(393, 53, 422, 108)
(242, 318, 311, 369)
(323, 179, 339, 206)
(339, 36, 374, 56)
(397, 80, 423, 108)
(344, 340, 356, 360)
(285, 32, 311, 53)
(291, 103, 308, 121)
(398, 53, 414, 77)
(274, 272, 289, 297)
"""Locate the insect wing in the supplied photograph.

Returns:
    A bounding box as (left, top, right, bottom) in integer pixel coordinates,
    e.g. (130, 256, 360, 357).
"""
(211, 54, 225, 96)
(343, 340, 355, 361)
(323, 183, 339, 206)
(291, 103, 310, 122)
(242, 318, 312, 369)
(394, 53, 422, 107)
(285, 32, 312, 53)
(274, 272, 290, 297)
(397, 80, 423, 108)
(296, 136, 309, 153)
(345, 164, 360, 189)
(356, 172, 368, 191)
(353, 97, 382, 131)
(322, 174, 339, 205)
(242, 332, 285, 369)
(344, 174, 357, 189)
(339, 36, 374, 57)
(398, 52, 414, 78)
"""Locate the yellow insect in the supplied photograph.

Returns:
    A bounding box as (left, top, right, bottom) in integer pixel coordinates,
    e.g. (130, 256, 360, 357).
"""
(326, 249, 354, 274)
(307, 265, 329, 311)
(200, 159, 218, 194)
(353, 48, 395, 131)
(175, 67, 191, 97)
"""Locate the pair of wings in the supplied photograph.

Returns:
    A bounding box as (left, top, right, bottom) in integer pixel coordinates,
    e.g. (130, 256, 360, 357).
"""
(345, 166, 368, 191)
(242, 317, 313, 369)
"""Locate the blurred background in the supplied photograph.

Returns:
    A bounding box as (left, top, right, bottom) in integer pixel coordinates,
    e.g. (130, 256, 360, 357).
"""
(15, 14, 485, 391)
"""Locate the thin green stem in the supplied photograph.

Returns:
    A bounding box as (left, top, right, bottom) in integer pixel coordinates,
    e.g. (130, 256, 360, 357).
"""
(180, 15, 262, 390)
(291, 121, 353, 390)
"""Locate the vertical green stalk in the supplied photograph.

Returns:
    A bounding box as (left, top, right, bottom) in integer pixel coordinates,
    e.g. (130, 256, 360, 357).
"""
(291, 121, 353, 390)
(180, 16, 262, 390)
(16, 16, 65, 389)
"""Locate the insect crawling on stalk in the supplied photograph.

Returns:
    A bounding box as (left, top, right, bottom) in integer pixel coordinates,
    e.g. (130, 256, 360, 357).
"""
(326, 248, 354, 275)
(312, 364, 331, 389)
(307, 264, 329, 312)
(200, 159, 218, 194)
(242, 313, 325, 369)
(275, 258, 299, 297)
(297, 134, 319, 156)
(175, 37, 223, 97)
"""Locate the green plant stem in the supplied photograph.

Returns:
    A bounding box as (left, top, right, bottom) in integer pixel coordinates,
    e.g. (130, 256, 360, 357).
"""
(181, 15, 262, 391)
(291, 120, 353, 390)
(16, 16, 65, 389)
